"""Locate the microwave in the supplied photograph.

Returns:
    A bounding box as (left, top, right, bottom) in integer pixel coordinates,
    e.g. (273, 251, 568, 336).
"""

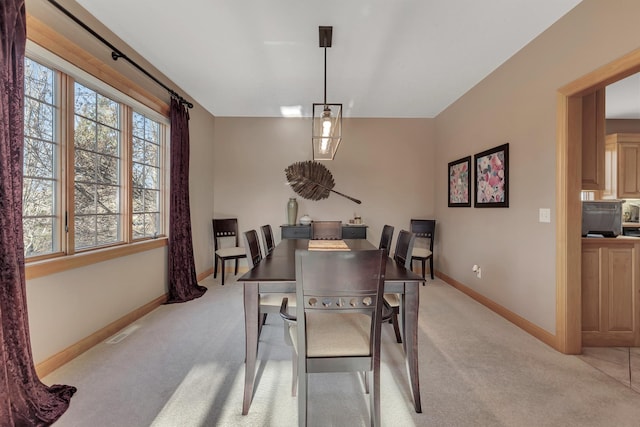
(582, 200, 624, 237)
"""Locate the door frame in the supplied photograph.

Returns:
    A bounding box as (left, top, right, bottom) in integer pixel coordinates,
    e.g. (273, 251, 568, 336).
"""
(556, 47, 640, 354)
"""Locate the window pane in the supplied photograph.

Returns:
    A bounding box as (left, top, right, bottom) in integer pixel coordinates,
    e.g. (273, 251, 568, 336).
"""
(23, 217, 55, 257)
(95, 184, 119, 213)
(132, 137, 145, 162)
(74, 83, 96, 119)
(145, 117, 159, 143)
(97, 154, 118, 184)
(24, 59, 53, 103)
(24, 99, 53, 140)
(97, 124, 119, 155)
(74, 83, 122, 250)
(144, 189, 159, 212)
(74, 215, 95, 249)
(96, 215, 119, 245)
(23, 58, 58, 258)
(74, 116, 97, 151)
(23, 178, 54, 216)
(75, 183, 96, 215)
(24, 137, 54, 178)
(74, 148, 96, 182)
(145, 142, 159, 166)
(144, 165, 158, 188)
(97, 94, 119, 127)
(132, 162, 144, 187)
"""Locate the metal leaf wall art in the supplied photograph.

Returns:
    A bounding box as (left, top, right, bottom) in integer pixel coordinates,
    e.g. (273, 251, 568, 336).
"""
(285, 161, 361, 204)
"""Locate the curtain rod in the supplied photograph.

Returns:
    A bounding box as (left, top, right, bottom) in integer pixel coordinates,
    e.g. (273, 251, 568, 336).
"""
(47, 0, 193, 109)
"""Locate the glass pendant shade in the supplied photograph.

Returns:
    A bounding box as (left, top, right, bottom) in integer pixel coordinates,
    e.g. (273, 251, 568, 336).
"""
(312, 103, 342, 160)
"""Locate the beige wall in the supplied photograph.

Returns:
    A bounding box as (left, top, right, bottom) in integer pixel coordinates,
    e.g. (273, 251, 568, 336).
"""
(24, 0, 215, 363)
(434, 0, 640, 334)
(212, 117, 435, 255)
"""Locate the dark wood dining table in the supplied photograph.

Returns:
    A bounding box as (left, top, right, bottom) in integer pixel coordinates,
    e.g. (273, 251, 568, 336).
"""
(238, 238, 424, 415)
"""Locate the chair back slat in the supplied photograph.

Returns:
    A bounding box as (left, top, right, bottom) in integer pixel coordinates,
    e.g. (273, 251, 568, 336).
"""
(378, 224, 395, 257)
(244, 230, 262, 268)
(260, 224, 275, 255)
(394, 230, 416, 270)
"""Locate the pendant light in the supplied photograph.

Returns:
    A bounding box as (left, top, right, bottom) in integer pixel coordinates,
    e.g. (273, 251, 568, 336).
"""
(312, 26, 342, 161)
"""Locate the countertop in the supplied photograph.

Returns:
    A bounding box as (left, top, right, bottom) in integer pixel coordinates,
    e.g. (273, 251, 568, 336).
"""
(582, 235, 640, 244)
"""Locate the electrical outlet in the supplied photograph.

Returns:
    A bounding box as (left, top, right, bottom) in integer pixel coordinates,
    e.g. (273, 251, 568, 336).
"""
(539, 208, 551, 223)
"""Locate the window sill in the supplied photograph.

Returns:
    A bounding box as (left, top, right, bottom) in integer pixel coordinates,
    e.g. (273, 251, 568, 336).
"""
(25, 238, 168, 280)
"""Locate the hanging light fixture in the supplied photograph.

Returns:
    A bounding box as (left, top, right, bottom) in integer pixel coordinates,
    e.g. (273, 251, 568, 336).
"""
(312, 26, 342, 161)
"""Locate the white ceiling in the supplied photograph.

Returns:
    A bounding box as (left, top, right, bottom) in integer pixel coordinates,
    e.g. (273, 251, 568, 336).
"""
(74, 0, 583, 118)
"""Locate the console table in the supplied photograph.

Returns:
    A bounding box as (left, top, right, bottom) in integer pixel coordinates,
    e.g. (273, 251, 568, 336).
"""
(280, 224, 367, 239)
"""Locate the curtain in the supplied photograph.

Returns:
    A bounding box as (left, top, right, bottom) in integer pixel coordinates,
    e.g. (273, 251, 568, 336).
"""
(166, 98, 207, 303)
(0, 1, 76, 425)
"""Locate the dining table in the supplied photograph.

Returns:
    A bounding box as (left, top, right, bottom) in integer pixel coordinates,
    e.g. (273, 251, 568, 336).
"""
(238, 238, 424, 415)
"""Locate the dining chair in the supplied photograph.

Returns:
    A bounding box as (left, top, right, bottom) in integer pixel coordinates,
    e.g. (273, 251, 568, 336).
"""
(212, 218, 247, 286)
(280, 249, 387, 427)
(310, 220, 342, 240)
(384, 229, 416, 343)
(260, 224, 275, 255)
(244, 230, 295, 333)
(378, 224, 395, 257)
(410, 219, 436, 281)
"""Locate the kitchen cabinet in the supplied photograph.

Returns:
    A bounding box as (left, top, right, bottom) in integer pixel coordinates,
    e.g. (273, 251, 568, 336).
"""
(582, 238, 640, 346)
(581, 89, 605, 190)
(603, 133, 640, 199)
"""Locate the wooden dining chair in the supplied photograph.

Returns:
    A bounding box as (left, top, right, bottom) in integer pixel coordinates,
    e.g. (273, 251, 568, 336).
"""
(378, 224, 395, 257)
(310, 220, 342, 240)
(260, 224, 275, 255)
(384, 229, 416, 343)
(212, 218, 247, 286)
(410, 219, 436, 281)
(280, 249, 387, 427)
(244, 230, 295, 333)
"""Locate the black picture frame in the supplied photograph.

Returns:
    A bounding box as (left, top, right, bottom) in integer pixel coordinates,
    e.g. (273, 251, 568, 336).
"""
(474, 143, 509, 208)
(448, 156, 471, 207)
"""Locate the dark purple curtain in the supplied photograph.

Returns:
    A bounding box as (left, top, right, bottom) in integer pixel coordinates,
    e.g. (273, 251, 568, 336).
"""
(166, 98, 207, 303)
(0, 1, 76, 425)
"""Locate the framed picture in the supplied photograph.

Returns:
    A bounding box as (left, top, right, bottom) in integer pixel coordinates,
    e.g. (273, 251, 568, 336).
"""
(474, 143, 509, 208)
(448, 156, 471, 207)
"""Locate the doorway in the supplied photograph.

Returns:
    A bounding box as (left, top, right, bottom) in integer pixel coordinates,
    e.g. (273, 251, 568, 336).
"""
(557, 48, 640, 354)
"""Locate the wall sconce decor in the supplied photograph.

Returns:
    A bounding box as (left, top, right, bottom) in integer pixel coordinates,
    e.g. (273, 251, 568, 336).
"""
(312, 26, 342, 161)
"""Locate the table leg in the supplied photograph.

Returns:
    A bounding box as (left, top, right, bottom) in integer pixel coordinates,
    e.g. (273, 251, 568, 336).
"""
(404, 281, 422, 413)
(243, 283, 259, 415)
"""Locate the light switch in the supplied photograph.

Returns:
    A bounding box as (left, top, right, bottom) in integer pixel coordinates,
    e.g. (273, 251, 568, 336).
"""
(539, 208, 551, 223)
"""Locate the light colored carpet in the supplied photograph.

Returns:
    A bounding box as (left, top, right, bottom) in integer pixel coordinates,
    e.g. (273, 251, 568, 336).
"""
(44, 276, 640, 426)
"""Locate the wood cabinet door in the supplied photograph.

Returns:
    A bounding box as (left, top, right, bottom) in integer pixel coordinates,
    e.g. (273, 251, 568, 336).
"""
(618, 142, 640, 197)
(581, 89, 605, 190)
(582, 244, 639, 346)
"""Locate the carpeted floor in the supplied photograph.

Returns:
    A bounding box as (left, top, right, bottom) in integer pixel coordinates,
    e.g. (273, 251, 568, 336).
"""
(44, 275, 640, 426)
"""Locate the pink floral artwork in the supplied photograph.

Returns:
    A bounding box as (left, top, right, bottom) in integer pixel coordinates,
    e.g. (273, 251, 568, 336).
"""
(448, 156, 471, 207)
(474, 144, 509, 207)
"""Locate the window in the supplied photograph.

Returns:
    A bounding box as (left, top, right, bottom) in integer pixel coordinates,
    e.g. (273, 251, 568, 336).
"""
(23, 50, 168, 262)
(132, 112, 161, 239)
(74, 83, 122, 249)
(23, 58, 59, 257)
